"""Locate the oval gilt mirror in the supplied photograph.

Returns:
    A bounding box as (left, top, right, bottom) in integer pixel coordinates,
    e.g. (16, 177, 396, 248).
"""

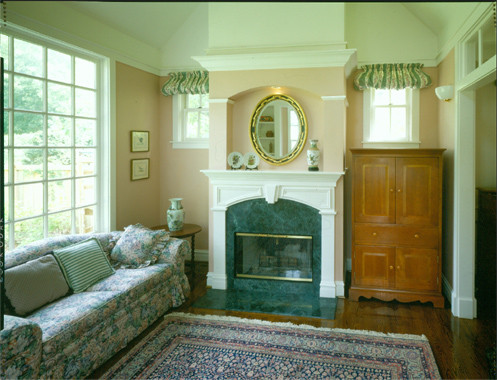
(249, 94, 307, 165)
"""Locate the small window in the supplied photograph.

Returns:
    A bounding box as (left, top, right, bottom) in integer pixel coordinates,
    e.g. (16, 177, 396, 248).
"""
(172, 94, 209, 149)
(363, 88, 420, 148)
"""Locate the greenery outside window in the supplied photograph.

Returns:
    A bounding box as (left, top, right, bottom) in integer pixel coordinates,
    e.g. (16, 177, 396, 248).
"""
(172, 93, 209, 149)
(362, 88, 420, 148)
(1, 29, 109, 250)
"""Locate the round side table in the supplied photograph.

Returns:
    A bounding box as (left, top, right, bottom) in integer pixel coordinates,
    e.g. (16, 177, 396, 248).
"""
(151, 223, 202, 283)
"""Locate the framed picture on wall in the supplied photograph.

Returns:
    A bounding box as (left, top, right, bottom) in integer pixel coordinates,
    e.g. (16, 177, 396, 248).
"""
(131, 158, 150, 181)
(131, 130, 149, 152)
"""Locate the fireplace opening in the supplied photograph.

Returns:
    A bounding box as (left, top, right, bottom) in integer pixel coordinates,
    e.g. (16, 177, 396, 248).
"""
(235, 233, 313, 282)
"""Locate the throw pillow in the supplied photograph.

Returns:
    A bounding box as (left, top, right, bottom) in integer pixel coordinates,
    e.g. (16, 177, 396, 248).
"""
(53, 238, 115, 293)
(110, 223, 168, 268)
(4, 254, 70, 316)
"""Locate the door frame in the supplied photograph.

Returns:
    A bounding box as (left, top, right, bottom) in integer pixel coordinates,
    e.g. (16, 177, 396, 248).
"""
(452, 53, 496, 318)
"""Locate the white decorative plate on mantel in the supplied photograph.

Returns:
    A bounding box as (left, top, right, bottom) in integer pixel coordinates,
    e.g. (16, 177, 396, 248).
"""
(227, 152, 243, 169)
(244, 152, 259, 169)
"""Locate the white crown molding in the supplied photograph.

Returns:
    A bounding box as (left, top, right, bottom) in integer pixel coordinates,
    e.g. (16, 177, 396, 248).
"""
(193, 48, 357, 72)
(159, 66, 206, 77)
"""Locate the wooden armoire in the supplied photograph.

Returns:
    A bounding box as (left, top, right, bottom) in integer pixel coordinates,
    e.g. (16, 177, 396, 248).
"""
(349, 149, 445, 308)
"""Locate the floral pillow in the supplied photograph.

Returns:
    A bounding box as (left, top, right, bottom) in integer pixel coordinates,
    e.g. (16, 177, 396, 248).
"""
(110, 223, 169, 268)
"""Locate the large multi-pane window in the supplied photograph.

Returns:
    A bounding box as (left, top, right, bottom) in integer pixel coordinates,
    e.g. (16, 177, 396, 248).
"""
(1, 31, 104, 250)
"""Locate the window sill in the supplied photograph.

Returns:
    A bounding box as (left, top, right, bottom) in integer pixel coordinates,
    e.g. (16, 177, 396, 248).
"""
(171, 140, 209, 149)
(361, 141, 421, 149)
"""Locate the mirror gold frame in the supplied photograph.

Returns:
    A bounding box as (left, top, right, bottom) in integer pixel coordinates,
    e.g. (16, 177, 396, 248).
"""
(249, 94, 307, 165)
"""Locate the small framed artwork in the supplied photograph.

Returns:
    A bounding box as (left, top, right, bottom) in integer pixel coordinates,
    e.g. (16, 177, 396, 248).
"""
(130, 130, 149, 152)
(131, 158, 149, 181)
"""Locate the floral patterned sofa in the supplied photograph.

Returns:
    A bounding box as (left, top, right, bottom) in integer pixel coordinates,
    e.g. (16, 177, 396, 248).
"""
(1, 228, 190, 379)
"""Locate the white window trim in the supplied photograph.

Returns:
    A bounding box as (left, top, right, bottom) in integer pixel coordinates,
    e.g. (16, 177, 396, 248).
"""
(171, 94, 209, 149)
(1, 25, 112, 248)
(362, 88, 420, 149)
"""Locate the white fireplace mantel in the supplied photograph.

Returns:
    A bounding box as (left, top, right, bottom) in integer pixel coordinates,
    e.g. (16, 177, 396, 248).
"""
(201, 170, 344, 298)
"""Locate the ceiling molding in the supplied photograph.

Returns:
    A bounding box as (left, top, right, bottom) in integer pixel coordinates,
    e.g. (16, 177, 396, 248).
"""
(192, 48, 357, 72)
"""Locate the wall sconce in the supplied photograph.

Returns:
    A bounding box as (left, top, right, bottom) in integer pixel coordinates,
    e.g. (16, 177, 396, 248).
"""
(435, 85, 454, 101)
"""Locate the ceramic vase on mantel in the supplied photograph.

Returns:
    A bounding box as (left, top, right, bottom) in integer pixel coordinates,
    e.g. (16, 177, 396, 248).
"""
(307, 139, 320, 171)
(167, 198, 185, 231)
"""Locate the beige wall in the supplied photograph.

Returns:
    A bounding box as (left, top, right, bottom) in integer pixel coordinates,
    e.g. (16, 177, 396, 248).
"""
(158, 82, 210, 251)
(115, 62, 161, 229)
(115, 67, 210, 251)
(437, 49, 456, 286)
(475, 82, 497, 189)
(344, 66, 442, 268)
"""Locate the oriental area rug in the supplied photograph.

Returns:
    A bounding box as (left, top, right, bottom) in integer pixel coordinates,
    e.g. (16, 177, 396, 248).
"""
(102, 312, 441, 379)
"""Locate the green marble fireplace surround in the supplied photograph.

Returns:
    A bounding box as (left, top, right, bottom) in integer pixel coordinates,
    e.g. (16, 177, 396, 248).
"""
(226, 198, 321, 296)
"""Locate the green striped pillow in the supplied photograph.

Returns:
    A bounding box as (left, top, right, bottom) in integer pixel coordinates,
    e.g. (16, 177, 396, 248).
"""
(53, 238, 115, 293)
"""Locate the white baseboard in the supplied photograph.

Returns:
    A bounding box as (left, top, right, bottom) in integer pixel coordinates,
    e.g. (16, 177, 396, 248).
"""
(335, 281, 345, 298)
(189, 249, 208, 262)
(442, 274, 452, 306)
(206, 272, 227, 289)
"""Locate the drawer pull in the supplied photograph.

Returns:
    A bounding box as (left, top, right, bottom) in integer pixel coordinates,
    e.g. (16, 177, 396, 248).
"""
(390, 188, 394, 192)
(414, 234, 420, 238)
(389, 266, 394, 270)
(397, 266, 401, 270)
(397, 189, 401, 193)
(372, 232, 377, 236)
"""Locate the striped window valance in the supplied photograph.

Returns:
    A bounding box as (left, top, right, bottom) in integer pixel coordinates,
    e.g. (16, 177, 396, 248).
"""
(161, 71, 209, 96)
(354, 63, 432, 91)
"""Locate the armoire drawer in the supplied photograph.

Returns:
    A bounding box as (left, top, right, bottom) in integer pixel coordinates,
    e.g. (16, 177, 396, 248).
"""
(354, 224, 438, 248)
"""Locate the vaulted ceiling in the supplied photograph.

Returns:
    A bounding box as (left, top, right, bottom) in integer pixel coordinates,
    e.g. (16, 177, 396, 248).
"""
(66, 2, 480, 51)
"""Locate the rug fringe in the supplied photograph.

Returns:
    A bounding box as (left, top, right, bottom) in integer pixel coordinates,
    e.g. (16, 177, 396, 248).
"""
(165, 312, 428, 341)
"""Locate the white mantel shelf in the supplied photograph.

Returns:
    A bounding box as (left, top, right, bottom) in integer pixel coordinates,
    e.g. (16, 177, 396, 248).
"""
(201, 170, 343, 184)
(202, 169, 344, 298)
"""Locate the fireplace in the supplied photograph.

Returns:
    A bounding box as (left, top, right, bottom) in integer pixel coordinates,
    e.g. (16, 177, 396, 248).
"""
(226, 198, 320, 295)
(235, 233, 313, 282)
(201, 170, 344, 298)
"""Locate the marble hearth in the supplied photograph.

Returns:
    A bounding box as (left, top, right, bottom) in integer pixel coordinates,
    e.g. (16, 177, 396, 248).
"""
(201, 170, 343, 298)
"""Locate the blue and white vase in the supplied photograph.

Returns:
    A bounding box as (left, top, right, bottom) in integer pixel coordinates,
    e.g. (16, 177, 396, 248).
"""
(307, 139, 320, 171)
(167, 198, 185, 231)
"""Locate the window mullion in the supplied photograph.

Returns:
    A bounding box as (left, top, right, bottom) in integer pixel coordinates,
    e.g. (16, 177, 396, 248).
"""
(71, 55, 76, 234)
(42, 45, 48, 239)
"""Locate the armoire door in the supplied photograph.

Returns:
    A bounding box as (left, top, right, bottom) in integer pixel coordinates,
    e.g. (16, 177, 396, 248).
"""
(395, 247, 439, 291)
(353, 156, 396, 224)
(353, 245, 395, 288)
(395, 157, 439, 226)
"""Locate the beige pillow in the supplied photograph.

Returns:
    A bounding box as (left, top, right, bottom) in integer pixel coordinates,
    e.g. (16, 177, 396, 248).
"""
(5, 254, 69, 316)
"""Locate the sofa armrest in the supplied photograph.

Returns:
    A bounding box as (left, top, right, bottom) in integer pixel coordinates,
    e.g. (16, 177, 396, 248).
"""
(155, 237, 190, 272)
(1, 315, 42, 379)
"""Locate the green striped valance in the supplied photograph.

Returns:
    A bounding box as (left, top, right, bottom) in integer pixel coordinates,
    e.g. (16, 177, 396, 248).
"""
(161, 71, 209, 96)
(353, 63, 431, 91)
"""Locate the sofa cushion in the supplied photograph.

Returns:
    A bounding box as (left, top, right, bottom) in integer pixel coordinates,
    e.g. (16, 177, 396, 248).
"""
(28, 264, 173, 357)
(27, 291, 121, 356)
(110, 223, 169, 268)
(86, 263, 173, 296)
(4, 255, 69, 316)
(53, 238, 115, 293)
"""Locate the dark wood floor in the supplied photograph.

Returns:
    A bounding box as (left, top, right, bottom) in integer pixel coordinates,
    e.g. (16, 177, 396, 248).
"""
(91, 262, 496, 379)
